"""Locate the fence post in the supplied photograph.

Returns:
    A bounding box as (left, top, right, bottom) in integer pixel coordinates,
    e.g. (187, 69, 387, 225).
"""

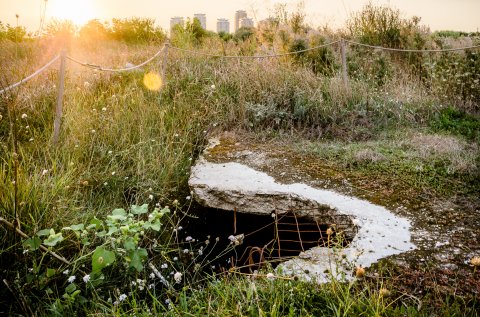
(161, 41, 170, 84)
(341, 39, 348, 90)
(52, 49, 66, 145)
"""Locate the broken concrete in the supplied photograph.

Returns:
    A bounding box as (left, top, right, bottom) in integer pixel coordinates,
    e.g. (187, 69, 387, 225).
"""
(189, 136, 416, 282)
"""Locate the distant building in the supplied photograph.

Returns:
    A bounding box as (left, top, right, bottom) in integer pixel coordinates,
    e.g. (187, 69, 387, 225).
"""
(234, 10, 247, 32)
(194, 13, 206, 29)
(216, 18, 230, 33)
(239, 17, 254, 29)
(170, 17, 184, 30)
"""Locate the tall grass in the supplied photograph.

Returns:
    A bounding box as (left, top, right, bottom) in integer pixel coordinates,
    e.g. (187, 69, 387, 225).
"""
(1, 32, 479, 314)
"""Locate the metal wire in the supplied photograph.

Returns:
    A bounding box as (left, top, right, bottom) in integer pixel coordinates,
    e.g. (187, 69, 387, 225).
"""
(0, 54, 60, 95)
(346, 40, 480, 53)
(66, 45, 166, 72)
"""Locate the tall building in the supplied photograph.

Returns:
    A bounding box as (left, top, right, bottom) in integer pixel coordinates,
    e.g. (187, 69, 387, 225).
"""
(170, 17, 184, 30)
(240, 17, 254, 29)
(216, 18, 230, 33)
(234, 10, 247, 32)
(193, 13, 206, 29)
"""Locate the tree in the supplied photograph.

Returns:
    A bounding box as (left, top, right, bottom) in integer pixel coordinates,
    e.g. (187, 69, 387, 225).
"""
(79, 19, 108, 42)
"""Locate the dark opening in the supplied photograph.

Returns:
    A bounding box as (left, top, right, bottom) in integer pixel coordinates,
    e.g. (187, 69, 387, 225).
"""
(181, 204, 355, 273)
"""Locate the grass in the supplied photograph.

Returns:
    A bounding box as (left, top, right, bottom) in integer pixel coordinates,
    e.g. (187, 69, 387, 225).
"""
(1, 35, 479, 315)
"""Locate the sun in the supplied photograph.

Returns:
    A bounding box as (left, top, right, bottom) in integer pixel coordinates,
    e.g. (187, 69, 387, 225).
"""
(48, 0, 97, 26)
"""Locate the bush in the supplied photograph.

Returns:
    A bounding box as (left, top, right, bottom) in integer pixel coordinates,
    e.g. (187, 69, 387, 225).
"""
(110, 18, 165, 44)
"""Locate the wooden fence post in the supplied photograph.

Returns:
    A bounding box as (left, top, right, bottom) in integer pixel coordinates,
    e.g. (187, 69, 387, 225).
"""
(52, 49, 66, 145)
(341, 39, 348, 90)
(161, 41, 170, 84)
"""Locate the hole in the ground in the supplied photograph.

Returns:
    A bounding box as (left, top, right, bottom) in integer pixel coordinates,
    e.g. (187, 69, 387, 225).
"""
(182, 204, 357, 272)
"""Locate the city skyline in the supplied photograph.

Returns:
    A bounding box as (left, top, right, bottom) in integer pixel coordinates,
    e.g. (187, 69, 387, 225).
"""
(1, 0, 479, 33)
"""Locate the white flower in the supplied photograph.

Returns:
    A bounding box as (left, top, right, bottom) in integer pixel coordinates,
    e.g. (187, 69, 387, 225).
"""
(102, 107, 107, 111)
(63, 270, 69, 275)
(198, 249, 203, 256)
(108, 150, 113, 154)
(173, 257, 178, 261)
(149, 194, 154, 200)
(161, 263, 168, 269)
(21, 113, 27, 119)
(67, 275, 76, 283)
(183, 248, 189, 254)
(119, 294, 127, 302)
(185, 236, 192, 242)
(83, 274, 90, 283)
(42, 169, 48, 176)
(186, 196, 191, 200)
(111, 171, 116, 176)
(91, 129, 96, 133)
(266, 273, 275, 280)
(149, 273, 155, 279)
(210, 84, 216, 89)
(174, 272, 182, 284)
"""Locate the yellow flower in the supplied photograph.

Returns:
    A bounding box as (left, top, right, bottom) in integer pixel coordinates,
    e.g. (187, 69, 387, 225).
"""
(143, 72, 162, 91)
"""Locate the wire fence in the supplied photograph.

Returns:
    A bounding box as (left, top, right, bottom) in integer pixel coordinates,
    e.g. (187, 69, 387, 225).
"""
(2, 38, 479, 144)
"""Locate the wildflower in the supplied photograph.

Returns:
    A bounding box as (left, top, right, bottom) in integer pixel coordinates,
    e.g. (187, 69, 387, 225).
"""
(108, 150, 113, 154)
(355, 266, 365, 278)
(149, 273, 155, 279)
(271, 213, 276, 218)
(119, 294, 127, 302)
(42, 169, 48, 176)
(63, 270, 69, 275)
(29, 138, 34, 142)
(149, 194, 154, 200)
(174, 272, 182, 284)
(173, 199, 179, 205)
(183, 248, 189, 254)
(83, 274, 90, 283)
(67, 275, 76, 283)
(173, 257, 178, 261)
(111, 171, 116, 176)
(326, 227, 334, 236)
(210, 84, 216, 89)
(104, 182, 108, 186)
(266, 273, 275, 280)
(91, 129, 96, 133)
(161, 263, 168, 269)
(102, 107, 107, 112)
(185, 236, 192, 242)
(165, 298, 171, 305)
(22, 249, 28, 254)
(186, 196, 191, 200)
(21, 113, 28, 119)
(471, 256, 480, 267)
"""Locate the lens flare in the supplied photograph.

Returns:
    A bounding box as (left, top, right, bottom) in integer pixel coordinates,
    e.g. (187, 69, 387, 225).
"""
(143, 72, 163, 91)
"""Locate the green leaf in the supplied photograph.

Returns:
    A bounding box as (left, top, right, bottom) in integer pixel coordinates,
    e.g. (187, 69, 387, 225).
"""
(107, 225, 118, 235)
(130, 204, 148, 215)
(36, 228, 52, 237)
(65, 283, 76, 294)
(108, 208, 127, 221)
(46, 268, 56, 278)
(123, 237, 136, 251)
(128, 248, 148, 272)
(143, 219, 161, 231)
(23, 237, 41, 251)
(63, 224, 84, 231)
(43, 231, 64, 247)
(92, 246, 115, 273)
(87, 217, 103, 230)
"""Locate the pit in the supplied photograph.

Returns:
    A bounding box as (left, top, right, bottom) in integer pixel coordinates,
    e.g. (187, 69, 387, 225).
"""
(183, 204, 357, 272)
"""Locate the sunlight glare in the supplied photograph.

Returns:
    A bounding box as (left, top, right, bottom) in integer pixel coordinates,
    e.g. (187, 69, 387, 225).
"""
(48, 0, 97, 26)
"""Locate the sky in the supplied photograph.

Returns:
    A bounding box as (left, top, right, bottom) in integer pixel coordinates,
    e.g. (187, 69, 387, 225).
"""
(0, 0, 479, 33)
